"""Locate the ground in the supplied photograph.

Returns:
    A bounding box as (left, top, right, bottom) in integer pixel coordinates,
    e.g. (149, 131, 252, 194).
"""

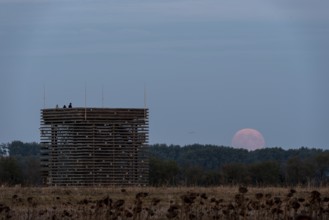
(0, 186, 328, 219)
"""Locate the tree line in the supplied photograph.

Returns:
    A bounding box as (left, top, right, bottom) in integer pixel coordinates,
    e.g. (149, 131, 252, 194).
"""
(0, 141, 328, 186)
(0, 141, 40, 185)
(149, 144, 329, 186)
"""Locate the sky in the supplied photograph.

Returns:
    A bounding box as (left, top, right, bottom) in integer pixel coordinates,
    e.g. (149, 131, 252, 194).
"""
(0, 0, 328, 149)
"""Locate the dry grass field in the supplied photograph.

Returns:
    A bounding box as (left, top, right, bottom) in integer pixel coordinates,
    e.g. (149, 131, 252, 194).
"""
(0, 186, 328, 219)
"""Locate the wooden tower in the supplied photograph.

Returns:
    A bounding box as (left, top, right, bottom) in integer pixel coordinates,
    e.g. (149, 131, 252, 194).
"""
(40, 107, 149, 186)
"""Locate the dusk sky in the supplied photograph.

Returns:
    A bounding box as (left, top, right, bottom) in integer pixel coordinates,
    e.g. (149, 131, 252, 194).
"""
(0, 0, 328, 149)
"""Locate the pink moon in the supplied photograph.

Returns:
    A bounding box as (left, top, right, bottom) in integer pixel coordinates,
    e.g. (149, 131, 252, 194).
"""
(231, 128, 265, 151)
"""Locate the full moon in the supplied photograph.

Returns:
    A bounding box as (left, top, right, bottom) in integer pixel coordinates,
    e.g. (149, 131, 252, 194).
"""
(231, 128, 265, 151)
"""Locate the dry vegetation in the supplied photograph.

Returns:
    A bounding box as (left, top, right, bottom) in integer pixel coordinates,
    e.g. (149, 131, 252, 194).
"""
(0, 186, 328, 220)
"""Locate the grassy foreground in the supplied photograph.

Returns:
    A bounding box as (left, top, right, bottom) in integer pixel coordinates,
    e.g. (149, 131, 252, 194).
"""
(0, 186, 328, 219)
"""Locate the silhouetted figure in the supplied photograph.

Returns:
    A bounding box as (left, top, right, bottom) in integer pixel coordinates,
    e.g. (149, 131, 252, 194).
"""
(68, 103, 72, 108)
(63, 105, 67, 108)
(56, 104, 59, 109)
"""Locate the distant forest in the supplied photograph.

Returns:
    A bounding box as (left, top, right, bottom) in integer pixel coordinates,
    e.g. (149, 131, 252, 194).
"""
(0, 141, 328, 187)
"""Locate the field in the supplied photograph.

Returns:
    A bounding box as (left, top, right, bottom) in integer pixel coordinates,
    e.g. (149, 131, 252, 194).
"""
(0, 186, 328, 220)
